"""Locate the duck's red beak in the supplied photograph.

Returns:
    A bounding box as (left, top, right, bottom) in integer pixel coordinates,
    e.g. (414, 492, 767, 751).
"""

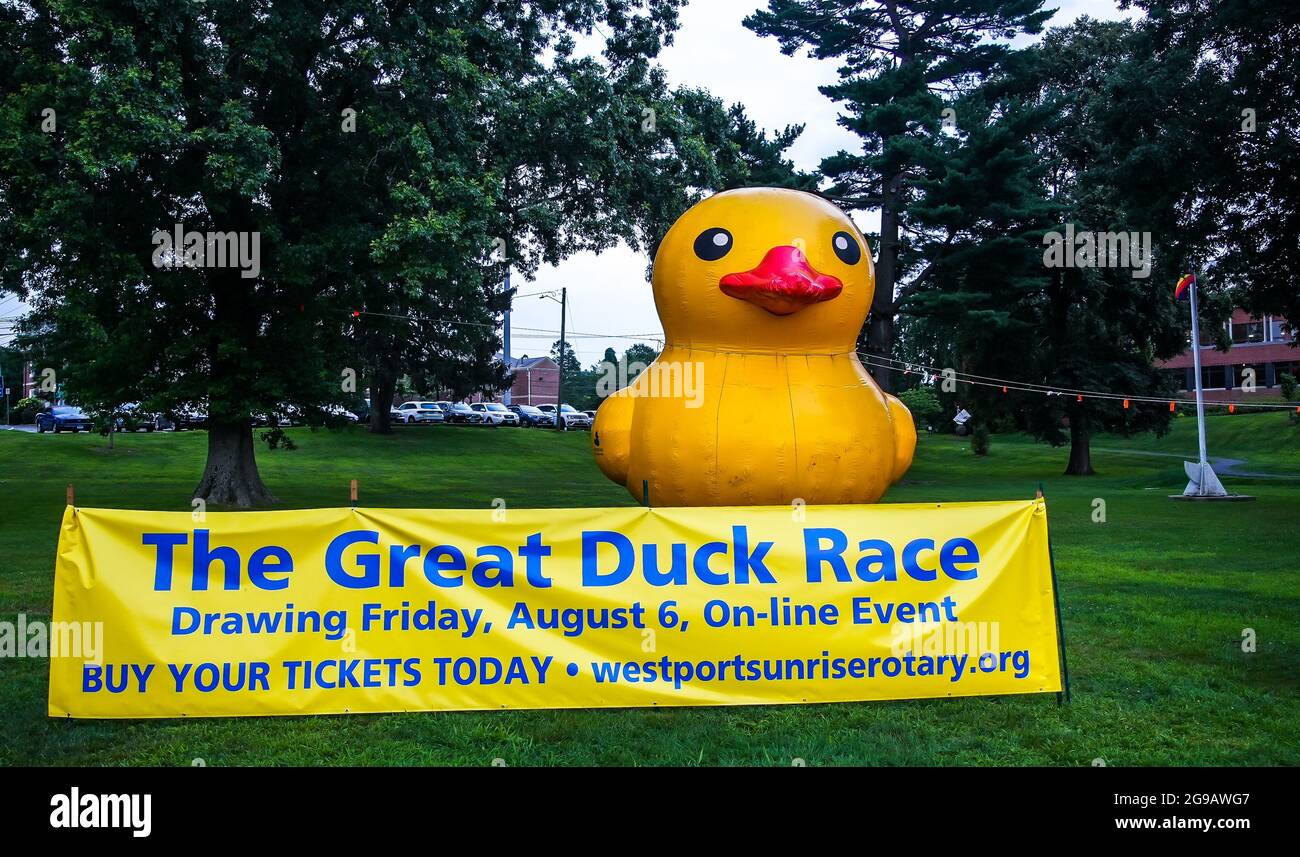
(718, 246, 843, 315)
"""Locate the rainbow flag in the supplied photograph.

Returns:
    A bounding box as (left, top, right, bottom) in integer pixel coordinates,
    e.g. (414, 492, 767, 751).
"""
(1175, 273, 1195, 301)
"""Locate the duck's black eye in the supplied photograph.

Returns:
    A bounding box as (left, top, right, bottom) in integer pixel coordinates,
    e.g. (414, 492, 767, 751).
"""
(832, 231, 861, 265)
(693, 227, 733, 261)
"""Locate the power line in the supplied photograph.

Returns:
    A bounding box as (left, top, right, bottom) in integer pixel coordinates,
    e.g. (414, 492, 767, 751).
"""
(347, 309, 662, 342)
(858, 353, 1299, 411)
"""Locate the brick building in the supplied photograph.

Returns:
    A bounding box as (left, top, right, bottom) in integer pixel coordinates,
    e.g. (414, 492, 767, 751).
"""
(1157, 311, 1296, 401)
(502, 355, 559, 406)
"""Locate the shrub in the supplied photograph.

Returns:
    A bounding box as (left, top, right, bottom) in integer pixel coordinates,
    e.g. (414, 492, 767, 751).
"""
(897, 385, 943, 428)
(1280, 372, 1297, 401)
(972, 424, 991, 456)
(260, 426, 297, 451)
(14, 396, 45, 423)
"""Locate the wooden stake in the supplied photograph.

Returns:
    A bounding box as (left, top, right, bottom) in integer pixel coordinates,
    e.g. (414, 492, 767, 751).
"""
(66, 483, 74, 506)
(350, 478, 358, 507)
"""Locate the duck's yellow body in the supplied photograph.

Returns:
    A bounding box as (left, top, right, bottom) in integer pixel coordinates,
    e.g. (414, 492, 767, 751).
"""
(592, 187, 915, 506)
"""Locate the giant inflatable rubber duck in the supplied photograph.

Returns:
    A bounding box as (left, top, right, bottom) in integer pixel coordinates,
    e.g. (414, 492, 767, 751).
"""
(591, 187, 916, 506)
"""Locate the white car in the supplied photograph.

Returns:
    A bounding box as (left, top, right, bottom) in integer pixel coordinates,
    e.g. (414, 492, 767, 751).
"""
(321, 404, 360, 423)
(538, 403, 591, 429)
(391, 401, 444, 424)
(470, 402, 520, 426)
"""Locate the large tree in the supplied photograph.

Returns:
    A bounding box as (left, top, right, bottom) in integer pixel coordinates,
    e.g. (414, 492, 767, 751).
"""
(0, 1, 662, 502)
(0, 0, 803, 504)
(745, 0, 1051, 391)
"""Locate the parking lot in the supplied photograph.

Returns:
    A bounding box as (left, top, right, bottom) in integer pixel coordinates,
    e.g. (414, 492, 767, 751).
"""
(5, 402, 595, 434)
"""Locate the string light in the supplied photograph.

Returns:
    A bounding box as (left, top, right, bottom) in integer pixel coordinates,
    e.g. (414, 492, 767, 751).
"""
(858, 352, 1298, 412)
(328, 312, 1300, 410)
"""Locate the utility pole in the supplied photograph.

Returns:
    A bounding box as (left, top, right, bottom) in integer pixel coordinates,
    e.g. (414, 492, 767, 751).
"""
(502, 272, 512, 406)
(556, 286, 566, 431)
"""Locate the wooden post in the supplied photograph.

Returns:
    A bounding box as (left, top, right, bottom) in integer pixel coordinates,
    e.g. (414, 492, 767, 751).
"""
(66, 483, 74, 506)
(350, 478, 358, 507)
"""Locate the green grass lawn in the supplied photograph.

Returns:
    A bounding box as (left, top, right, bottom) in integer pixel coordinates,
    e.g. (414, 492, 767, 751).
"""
(2, 413, 1297, 766)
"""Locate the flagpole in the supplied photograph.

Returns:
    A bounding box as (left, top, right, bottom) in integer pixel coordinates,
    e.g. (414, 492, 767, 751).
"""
(1188, 275, 1209, 469)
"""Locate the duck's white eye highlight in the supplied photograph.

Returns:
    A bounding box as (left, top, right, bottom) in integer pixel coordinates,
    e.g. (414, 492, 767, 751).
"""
(693, 227, 733, 261)
(835, 235, 849, 250)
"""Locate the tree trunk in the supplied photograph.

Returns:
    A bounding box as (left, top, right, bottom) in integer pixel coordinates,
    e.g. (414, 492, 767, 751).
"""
(866, 311, 895, 392)
(194, 419, 277, 507)
(867, 171, 903, 393)
(1064, 415, 1095, 476)
(369, 370, 396, 434)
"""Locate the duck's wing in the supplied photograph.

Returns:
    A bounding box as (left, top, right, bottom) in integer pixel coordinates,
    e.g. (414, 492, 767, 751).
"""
(885, 393, 917, 483)
(591, 387, 636, 488)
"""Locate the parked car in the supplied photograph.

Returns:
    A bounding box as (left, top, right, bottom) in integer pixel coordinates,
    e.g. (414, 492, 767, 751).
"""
(277, 405, 306, 426)
(509, 405, 554, 427)
(115, 403, 163, 432)
(470, 402, 520, 426)
(310, 404, 360, 425)
(391, 401, 440, 424)
(171, 405, 208, 429)
(582, 410, 597, 421)
(538, 403, 591, 429)
(252, 406, 299, 427)
(415, 402, 447, 423)
(36, 406, 93, 433)
(561, 405, 592, 429)
(448, 402, 483, 424)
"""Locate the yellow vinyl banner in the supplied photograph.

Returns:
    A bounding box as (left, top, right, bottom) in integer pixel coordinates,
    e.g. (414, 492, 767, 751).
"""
(49, 500, 1062, 718)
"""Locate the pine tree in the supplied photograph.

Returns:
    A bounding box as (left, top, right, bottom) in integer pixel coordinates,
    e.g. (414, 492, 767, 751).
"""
(745, 0, 1052, 391)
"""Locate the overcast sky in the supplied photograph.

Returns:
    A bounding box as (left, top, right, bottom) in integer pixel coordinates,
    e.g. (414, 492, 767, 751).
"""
(510, 0, 1138, 366)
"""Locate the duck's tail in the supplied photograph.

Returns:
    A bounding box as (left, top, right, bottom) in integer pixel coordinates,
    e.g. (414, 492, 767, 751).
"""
(885, 393, 917, 484)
